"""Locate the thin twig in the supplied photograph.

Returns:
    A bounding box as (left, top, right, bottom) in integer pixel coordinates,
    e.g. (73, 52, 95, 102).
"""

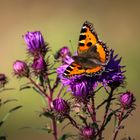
(97, 88, 114, 138)
(57, 84, 64, 98)
(91, 94, 96, 122)
(66, 115, 80, 130)
(52, 117, 58, 140)
(112, 107, 124, 140)
(28, 77, 50, 101)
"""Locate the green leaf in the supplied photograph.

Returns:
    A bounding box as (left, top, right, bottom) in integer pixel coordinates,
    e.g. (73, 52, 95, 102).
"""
(59, 134, 75, 140)
(91, 122, 99, 129)
(42, 111, 54, 119)
(3, 99, 18, 104)
(113, 115, 117, 130)
(39, 127, 52, 133)
(9, 105, 22, 113)
(20, 86, 31, 91)
(78, 115, 87, 125)
(96, 97, 116, 110)
(0, 105, 22, 127)
(0, 113, 10, 127)
(103, 109, 119, 128)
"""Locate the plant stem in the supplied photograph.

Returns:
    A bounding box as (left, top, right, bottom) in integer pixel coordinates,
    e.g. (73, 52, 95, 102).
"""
(66, 115, 80, 130)
(112, 107, 124, 140)
(52, 117, 58, 140)
(46, 75, 58, 140)
(91, 94, 96, 122)
(86, 93, 96, 122)
(57, 84, 64, 98)
(29, 75, 59, 140)
(97, 88, 114, 138)
(28, 77, 50, 101)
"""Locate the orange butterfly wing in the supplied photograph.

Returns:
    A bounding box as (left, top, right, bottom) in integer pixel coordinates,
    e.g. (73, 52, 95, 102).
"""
(63, 62, 85, 77)
(78, 21, 98, 56)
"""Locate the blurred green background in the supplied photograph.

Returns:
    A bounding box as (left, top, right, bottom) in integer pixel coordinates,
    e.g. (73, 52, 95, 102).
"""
(0, 0, 140, 139)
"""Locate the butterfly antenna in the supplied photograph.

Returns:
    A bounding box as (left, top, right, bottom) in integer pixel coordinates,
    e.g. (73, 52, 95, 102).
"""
(69, 40, 74, 54)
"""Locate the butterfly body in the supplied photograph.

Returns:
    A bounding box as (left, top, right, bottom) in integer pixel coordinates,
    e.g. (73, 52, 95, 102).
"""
(63, 21, 110, 77)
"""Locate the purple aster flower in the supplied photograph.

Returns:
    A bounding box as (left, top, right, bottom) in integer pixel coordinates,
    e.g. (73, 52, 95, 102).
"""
(52, 98, 69, 114)
(81, 126, 95, 138)
(0, 73, 7, 88)
(55, 46, 71, 63)
(13, 60, 29, 77)
(97, 50, 125, 89)
(32, 56, 47, 74)
(120, 91, 135, 108)
(55, 46, 73, 66)
(69, 76, 97, 98)
(24, 31, 47, 56)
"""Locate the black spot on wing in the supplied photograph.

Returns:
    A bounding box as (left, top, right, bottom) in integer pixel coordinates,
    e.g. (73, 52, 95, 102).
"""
(86, 42, 92, 46)
(79, 43, 85, 46)
(66, 66, 73, 71)
(77, 66, 83, 70)
(64, 70, 70, 74)
(81, 28, 87, 33)
(70, 63, 76, 67)
(79, 35, 86, 41)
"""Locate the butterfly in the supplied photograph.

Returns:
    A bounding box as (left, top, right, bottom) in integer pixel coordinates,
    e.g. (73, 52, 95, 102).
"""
(63, 21, 110, 77)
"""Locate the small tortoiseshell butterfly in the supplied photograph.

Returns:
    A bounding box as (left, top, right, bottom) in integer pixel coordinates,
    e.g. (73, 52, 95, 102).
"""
(63, 21, 110, 77)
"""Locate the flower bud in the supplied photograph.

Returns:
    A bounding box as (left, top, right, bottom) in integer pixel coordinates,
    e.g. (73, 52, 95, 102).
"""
(52, 98, 69, 114)
(120, 91, 134, 108)
(55, 46, 71, 63)
(0, 73, 7, 87)
(70, 79, 93, 99)
(24, 31, 47, 56)
(13, 60, 29, 77)
(32, 56, 46, 73)
(81, 127, 95, 138)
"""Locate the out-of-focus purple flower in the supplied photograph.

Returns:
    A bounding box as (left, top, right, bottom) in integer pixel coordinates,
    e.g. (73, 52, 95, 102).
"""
(81, 126, 95, 138)
(120, 91, 135, 108)
(13, 60, 29, 77)
(32, 56, 46, 73)
(0, 73, 7, 87)
(52, 98, 69, 114)
(98, 50, 125, 89)
(24, 31, 47, 56)
(55, 46, 71, 64)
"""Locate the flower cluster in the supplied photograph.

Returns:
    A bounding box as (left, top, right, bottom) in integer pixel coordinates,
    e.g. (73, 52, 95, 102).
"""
(13, 31, 49, 78)
(12, 28, 136, 140)
(57, 48, 125, 99)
